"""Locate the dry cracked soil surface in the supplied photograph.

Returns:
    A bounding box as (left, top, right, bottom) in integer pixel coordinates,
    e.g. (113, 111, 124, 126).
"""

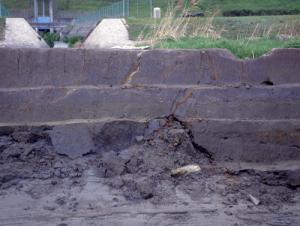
(0, 116, 299, 225)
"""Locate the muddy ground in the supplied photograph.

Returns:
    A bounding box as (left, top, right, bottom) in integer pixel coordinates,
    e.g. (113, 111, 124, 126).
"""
(0, 116, 299, 225)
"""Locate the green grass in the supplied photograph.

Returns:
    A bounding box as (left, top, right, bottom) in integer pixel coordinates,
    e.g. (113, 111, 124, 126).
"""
(117, 0, 300, 18)
(212, 15, 300, 39)
(197, 0, 300, 15)
(63, 36, 84, 47)
(127, 15, 300, 40)
(150, 0, 300, 16)
(128, 15, 300, 59)
(56, 0, 119, 11)
(0, 0, 29, 9)
(42, 32, 60, 47)
(0, 17, 5, 41)
(157, 37, 300, 59)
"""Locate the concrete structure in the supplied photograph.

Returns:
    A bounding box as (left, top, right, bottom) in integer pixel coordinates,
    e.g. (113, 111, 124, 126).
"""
(0, 48, 299, 162)
(53, 41, 69, 48)
(0, 18, 48, 48)
(84, 19, 133, 49)
(34, 0, 54, 22)
(153, 7, 161, 19)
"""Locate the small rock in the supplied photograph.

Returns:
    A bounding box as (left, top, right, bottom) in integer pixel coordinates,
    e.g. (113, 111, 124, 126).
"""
(145, 118, 167, 135)
(168, 129, 185, 136)
(224, 210, 233, 216)
(43, 205, 56, 211)
(88, 203, 95, 210)
(135, 136, 144, 143)
(58, 223, 68, 226)
(137, 181, 154, 200)
(55, 196, 66, 206)
(110, 178, 125, 189)
(11, 132, 31, 143)
(171, 164, 201, 177)
(248, 194, 260, 206)
(53, 161, 64, 169)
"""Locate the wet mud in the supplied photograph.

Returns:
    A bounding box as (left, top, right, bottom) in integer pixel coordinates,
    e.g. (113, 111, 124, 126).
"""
(0, 116, 299, 225)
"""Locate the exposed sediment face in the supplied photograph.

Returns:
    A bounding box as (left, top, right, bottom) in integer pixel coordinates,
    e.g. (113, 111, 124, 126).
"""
(0, 116, 299, 225)
(1, 116, 299, 201)
(0, 48, 299, 225)
(0, 48, 299, 162)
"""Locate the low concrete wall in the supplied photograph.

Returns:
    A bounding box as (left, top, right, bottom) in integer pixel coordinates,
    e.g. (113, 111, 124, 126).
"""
(0, 48, 299, 162)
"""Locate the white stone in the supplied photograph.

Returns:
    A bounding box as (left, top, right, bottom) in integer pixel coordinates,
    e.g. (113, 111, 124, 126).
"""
(171, 165, 201, 176)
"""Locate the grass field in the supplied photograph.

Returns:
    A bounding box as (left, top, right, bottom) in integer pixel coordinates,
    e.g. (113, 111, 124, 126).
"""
(157, 37, 300, 58)
(2, 0, 300, 57)
(195, 0, 300, 16)
(128, 15, 300, 40)
(128, 15, 300, 58)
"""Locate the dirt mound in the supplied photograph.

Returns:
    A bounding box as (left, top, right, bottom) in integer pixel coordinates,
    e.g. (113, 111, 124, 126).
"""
(0, 116, 209, 200)
(96, 116, 211, 202)
(0, 126, 85, 190)
(0, 116, 299, 225)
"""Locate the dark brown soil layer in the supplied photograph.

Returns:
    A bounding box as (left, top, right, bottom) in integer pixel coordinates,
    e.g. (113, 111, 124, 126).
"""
(0, 116, 299, 225)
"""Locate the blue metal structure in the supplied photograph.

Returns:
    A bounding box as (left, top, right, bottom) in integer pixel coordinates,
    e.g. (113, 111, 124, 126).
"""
(0, 3, 9, 17)
(33, 16, 52, 29)
(33, 0, 54, 31)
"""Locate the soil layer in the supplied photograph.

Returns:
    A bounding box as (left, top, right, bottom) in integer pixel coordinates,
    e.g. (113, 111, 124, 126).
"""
(0, 116, 299, 225)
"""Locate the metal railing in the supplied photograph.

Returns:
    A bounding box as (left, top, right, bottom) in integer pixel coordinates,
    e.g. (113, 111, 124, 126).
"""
(76, 1, 126, 23)
(75, 0, 173, 23)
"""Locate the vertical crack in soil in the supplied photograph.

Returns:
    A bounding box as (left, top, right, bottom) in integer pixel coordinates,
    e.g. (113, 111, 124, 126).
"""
(170, 89, 194, 115)
(170, 115, 214, 161)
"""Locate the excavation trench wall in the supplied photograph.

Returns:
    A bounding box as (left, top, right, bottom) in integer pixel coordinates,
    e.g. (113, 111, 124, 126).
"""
(0, 48, 299, 162)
